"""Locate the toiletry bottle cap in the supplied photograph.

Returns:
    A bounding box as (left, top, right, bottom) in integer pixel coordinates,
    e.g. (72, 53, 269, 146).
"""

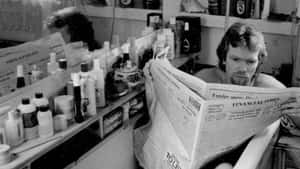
(103, 41, 110, 50)
(21, 98, 30, 105)
(32, 64, 37, 70)
(123, 53, 130, 62)
(35, 92, 43, 98)
(93, 59, 100, 70)
(58, 59, 67, 69)
(170, 17, 176, 25)
(17, 65, 24, 77)
(70, 73, 76, 81)
(112, 35, 120, 48)
(73, 73, 80, 86)
(80, 62, 89, 73)
(39, 105, 49, 112)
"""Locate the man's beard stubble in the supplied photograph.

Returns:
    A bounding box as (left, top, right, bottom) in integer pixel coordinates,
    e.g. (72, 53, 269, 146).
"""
(230, 73, 252, 86)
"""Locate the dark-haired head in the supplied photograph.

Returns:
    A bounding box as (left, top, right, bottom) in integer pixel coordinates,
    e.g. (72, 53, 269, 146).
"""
(46, 7, 100, 51)
(216, 22, 267, 72)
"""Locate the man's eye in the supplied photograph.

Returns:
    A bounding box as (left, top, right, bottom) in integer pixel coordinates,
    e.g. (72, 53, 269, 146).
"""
(232, 58, 239, 62)
(247, 60, 256, 65)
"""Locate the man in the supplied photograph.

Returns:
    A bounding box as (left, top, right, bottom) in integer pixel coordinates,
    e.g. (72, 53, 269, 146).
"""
(195, 22, 285, 88)
(194, 22, 286, 169)
(45, 7, 100, 51)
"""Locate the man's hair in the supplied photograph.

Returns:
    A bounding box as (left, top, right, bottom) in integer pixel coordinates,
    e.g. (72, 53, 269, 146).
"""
(216, 22, 267, 72)
(46, 7, 99, 51)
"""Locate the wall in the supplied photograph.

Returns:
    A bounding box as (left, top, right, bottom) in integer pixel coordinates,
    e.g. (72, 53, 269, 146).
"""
(89, 17, 147, 47)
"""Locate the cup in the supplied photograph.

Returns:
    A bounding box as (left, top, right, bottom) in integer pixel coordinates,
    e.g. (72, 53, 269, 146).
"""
(54, 95, 74, 122)
(53, 114, 68, 132)
(0, 144, 11, 165)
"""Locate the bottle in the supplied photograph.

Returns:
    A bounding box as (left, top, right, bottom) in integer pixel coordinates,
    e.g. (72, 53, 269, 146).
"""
(18, 98, 38, 141)
(58, 58, 67, 71)
(153, 33, 166, 58)
(169, 17, 179, 58)
(79, 62, 90, 116)
(129, 37, 139, 68)
(103, 41, 111, 74)
(30, 64, 42, 84)
(164, 28, 175, 60)
(67, 73, 75, 96)
(92, 59, 106, 107)
(47, 52, 59, 75)
(58, 58, 68, 94)
(111, 34, 120, 49)
(80, 62, 97, 116)
(208, 0, 219, 15)
(143, 0, 160, 9)
(73, 73, 84, 123)
(37, 105, 54, 138)
(86, 77, 97, 116)
(181, 22, 191, 54)
(4, 110, 24, 147)
(32, 92, 49, 111)
(16, 64, 26, 89)
(232, 0, 252, 18)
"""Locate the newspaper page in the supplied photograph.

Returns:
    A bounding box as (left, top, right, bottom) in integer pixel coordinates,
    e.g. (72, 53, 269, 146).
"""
(142, 59, 300, 169)
(153, 59, 300, 100)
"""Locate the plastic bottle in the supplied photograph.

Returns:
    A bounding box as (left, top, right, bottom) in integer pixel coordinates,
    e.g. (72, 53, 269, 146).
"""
(169, 17, 178, 58)
(103, 41, 111, 74)
(37, 105, 54, 138)
(18, 98, 38, 141)
(181, 22, 191, 54)
(79, 62, 90, 116)
(47, 52, 59, 75)
(73, 73, 84, 123)
(30, 64, 42, 84)
(32, 92, 49, 111)
(58, 58, 68, 94)
(16, 64, 26, 89)
(4, 110, 24, 147)
(164, 28, 175, 60)
(86, 77, 96, 116)
(92, 59, 106, 107)
(80, 62, 97, 116)
(67, 73, 75, 96)
(153, 33, 166, 58)
(129, 37, 139, 68)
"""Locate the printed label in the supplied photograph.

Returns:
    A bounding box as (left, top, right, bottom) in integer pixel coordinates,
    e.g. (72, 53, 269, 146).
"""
(166, 152, 182, 169)
(22, 110, 38, 128)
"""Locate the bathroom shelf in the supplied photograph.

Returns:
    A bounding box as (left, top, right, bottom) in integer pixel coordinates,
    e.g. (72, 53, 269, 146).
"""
(83, 5, 162, 21)
(0, 86, 145, 169)
(178, 12, 299, 36)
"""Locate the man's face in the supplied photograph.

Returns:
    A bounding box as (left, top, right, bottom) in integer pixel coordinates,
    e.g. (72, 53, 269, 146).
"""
(48, 26, 71, 43)
(225, 45, 259, 86)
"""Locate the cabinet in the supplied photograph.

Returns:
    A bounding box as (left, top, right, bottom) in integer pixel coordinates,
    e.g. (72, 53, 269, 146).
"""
(273, 136, 300, 169)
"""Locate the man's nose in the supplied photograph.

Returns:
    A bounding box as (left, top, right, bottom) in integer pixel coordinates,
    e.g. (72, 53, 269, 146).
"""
(237, 61, 248, 71)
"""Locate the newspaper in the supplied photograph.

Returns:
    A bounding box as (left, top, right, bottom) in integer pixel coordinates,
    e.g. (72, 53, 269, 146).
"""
(138, 59, 300, 169)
